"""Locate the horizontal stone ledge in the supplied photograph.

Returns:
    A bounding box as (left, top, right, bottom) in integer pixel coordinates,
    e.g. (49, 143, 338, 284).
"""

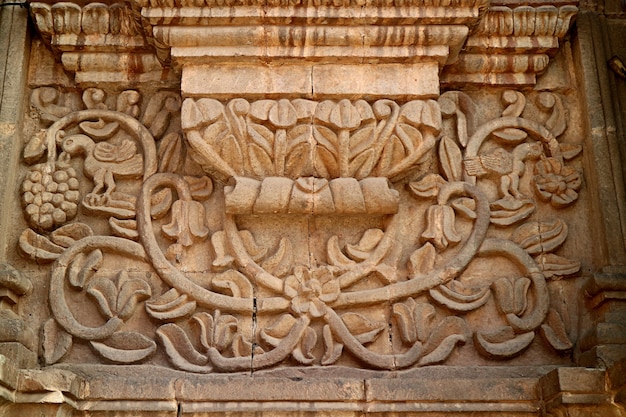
(182, 63, 439, 99)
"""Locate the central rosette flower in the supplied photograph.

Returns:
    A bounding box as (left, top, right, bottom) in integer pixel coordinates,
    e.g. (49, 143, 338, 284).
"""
(284, 265, 340, 318)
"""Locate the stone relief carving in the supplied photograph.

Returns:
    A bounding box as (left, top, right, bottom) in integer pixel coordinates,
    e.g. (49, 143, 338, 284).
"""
(18, 85, 583, 372)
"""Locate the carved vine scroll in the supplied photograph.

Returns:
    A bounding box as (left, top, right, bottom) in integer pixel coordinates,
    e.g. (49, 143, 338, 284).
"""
(20, 86, 582, 371)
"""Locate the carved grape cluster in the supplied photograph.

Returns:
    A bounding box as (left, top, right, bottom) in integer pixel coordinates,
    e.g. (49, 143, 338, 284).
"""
(21, 163, 80, 231)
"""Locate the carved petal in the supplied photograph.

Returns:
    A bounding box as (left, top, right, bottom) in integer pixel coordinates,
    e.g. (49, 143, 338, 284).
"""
(511, 219, 568, 255)
(292, 326, 317, 365)
(341, 312, 385, 345)
(419, 316, 469, 365)
(117, 276, 152, 320)
(18, 228, 64, 263)
(321, 325, 343, 366)
(86, 277, 117, 319)
(475, 326, 535, 358)
(50, 223, 93, 248)
(212, 270, 253, 298)
(261, 314, 297, 347)
(540, 308, 573, 351)
(157, 324, 210, 372)
(393, 299, 417, 344)
(535, 253, 581, 279)
(145, 289, 196, 321)
(408, 243, 436, 277)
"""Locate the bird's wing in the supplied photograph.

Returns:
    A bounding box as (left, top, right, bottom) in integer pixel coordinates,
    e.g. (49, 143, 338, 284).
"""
(464, 157, 487, 176)
(94, 139, 138, 163)
(479, 148, 513, 175)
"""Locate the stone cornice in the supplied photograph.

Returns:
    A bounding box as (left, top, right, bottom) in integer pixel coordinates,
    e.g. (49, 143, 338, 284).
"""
(29, 0, 578, 87)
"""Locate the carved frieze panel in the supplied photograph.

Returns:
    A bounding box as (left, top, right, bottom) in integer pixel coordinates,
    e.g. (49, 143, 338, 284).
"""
(15, 79, 587, 372)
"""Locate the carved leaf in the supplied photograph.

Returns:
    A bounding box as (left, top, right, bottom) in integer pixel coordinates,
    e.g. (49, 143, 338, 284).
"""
(408, 243, 436, 277)
(247, 123, 274, 155)
(560, 143, 582, 160)
(501, 91, 526, 117)
(285, 142, 314, 178)
(181, 98, 223, 130)
(349, 149, 377, 179)
(239, 230, 268, 261)
(156, 323, 210, 372)
(419, 316, 469, 365)
(116, 274, 152, 320)
(50, 223, 94, 248)
(232, 334, 261, 358)
(23, 130, 47, 164)
(438, 136, 463, 182)
(492, 277, 530, 316)
(214, 314, 239, 351)
(86, 277, 117, 319)
(451, 197, 476, 219)
(145, 288, 196, 321)
(191, 312, 214, 352)
(261, 237, 293, 278)
(345, 228, 384, 262)
(413, 303, 436, 343)
(211, 231, 234, 269)
(475, 326, 535, 358)
(492, 128, 528, 143)
(90, 331, 156, 363)
(292, 326, 317, 364)
(429, 282, 491, 312)
(150, 188, 173, 219)
(314, 145, 340, 178)
(321, 325, 343, 366)
(511, 219, 568, 255)
(79, 119, 120, 140)
(341, 312, 385, 345)
(540, 308, 573, 351)
(376, 135, 405, 177)
(67, 249, 103, 289)
(158, 132, 185, 173)
(327, 236, 355, 268)
(109, 218, 138, 240)
(18, 228, 64, 262)
(408, 174, 447, 199)
(185, 176, 213, 201)
(489, 198, 535, 226)
(261, 314, 297, 347)
(212, 270, 253, 298)
(393, 298, 417, 344)
(249, 143, 274, 178)
(535, 253, 581, 279)
(43, 319, 72, 365)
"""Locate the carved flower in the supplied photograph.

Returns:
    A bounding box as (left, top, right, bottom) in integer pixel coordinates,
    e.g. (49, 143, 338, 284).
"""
(533, 158, 581, 208)
(421, 204, 462, 251)
(161, 200, 209, 247)
(284, 266, 340, 318)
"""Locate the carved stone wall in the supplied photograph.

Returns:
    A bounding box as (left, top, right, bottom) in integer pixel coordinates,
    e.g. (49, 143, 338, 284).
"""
(0, 0, 625, 415)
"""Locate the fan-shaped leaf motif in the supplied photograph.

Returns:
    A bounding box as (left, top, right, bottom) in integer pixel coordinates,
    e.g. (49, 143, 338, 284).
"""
(145, 288, 196, 321)
(86, 277, 117, 319)
(490, 197, 535, 226)
(321, 325, 343, 365)
(439, 136, 463, 181)
(157, 323, 210, 372)
(212, 270, 253, 298)
(292, 326, 317, 364)
(91, 331, 156, 363)
(42, 318, 72, 365)
(109, 218, 138, 240)
(341, 312, 385, 344)
(540, 308, 573, 351)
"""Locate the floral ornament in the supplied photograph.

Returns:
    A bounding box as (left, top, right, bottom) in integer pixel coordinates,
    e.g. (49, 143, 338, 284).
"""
(421, 204, 462, 251)
(161, 200, 209, 247)
(533, 157, 581, 208)
(284, 265, 340, 318)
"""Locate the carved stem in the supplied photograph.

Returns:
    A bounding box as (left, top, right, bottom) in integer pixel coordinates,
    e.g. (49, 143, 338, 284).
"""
(50, 236, 147, 340)
(274, 129, 287, 176)
(478, 238, 549, 331)
(324, 308, 423, 369)
(339, 129, 350, 177)
(386, 131, 437, 181)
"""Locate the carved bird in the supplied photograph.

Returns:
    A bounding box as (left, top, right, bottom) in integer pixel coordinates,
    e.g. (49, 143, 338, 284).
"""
(62, 134, 144, 205)
(464, 142, 543, 199)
